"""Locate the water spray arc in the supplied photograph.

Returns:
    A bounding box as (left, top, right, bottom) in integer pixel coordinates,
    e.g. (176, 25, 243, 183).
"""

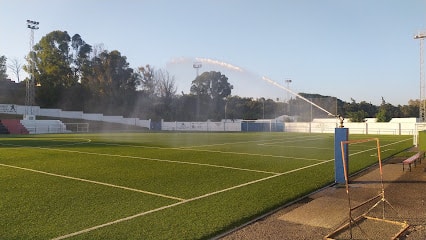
(195, 57, 243, 72)
(172, 57, 347, 183)
(261, 76, 344, 125)
(262, 74, 347, 185)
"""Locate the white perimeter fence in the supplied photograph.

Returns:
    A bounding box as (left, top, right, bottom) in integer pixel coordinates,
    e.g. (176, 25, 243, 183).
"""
(0, 104, 151, 133)
(285, 121, 416, 135)
(161, 121, 241, 131)
(0, 104, 424, 141)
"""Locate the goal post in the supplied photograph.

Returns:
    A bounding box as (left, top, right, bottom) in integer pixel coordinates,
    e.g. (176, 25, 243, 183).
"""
(240, 119, 284, 132)
(64, 123, 89, 133)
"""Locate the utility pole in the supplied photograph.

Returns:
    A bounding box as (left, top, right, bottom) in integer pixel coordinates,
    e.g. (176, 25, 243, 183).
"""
(415, 32, 426, 122)
(26, 19, 39, 119)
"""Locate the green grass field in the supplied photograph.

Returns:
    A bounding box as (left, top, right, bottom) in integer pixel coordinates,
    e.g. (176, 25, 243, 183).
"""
(0, 132, 413, 239)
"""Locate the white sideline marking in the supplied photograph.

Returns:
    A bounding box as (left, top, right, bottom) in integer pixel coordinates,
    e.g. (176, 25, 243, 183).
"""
(0, 163, 184, 201)
(256, 137, 329, 145)
(370, 149, 394, 156)
(0, 138, 92, 147)
(51, 159, 333, 240)
(40, 146, 283, 174)
(92, 142, 327, 162)
(180, 135, 329, 148)
(258, 143, 332, 150)
(0, 142, 280, 175)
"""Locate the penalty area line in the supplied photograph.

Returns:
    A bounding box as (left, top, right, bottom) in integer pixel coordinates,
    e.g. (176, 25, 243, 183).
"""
(0, 163, 184, 202)
(34, 146, 281, 175)
(92, 142, 325, 162)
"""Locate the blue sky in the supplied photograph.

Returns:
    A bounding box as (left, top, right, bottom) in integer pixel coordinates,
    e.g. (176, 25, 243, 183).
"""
(1, 0, 425, 106)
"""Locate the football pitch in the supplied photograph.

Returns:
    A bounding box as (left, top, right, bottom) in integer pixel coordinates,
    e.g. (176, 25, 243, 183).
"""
(0, 132, 413, 239)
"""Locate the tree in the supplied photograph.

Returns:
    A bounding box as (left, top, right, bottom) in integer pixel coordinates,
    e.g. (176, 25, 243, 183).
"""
(7, 58, 23, 82)
(400, 100, 419, 117)
(25, 30, 88, 108)
(0, 55, 7, 80)
(342, 98, 377, 121)
(376, 98, 393, 122)
(70, 34, 92, 81)
(23, 30, 93, 109)
(190, 71, 233, 120)
(347, 110, 367, 122)
(155, 69, 177, 120)
(81, 50, 138, 115)
(137, 65, 157, 97)
(133, 68, 178, 121)
(190, 71, 232, 99)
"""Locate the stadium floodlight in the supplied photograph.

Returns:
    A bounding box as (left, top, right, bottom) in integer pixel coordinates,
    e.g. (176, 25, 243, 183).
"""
(193, 62, 203, 120)
(285, 79, 292, 114)
(415, 32, 426, 122)
(193, 62, 202, 77)
(193, 62, 202, 120)
(27, 20, 39, 30)
(25, 19, 39, 118)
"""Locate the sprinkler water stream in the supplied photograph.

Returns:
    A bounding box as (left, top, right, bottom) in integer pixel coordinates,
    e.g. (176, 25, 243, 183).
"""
(168, 57, 344, 127)
(262, 76, 344, 127)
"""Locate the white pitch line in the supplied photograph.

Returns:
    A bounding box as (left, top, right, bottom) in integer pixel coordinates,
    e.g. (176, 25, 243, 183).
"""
(258, 143, 332, 150)
(255, 137, 329, 146)
(51, 200, 188, 240)
(346, 138, 411, 157)
(180, 135, 329, 149)
(0, 141, 280, 174)
(91, 142, 327, 162)
(0, 137, 91, 148)
(52, 136, 411, 239)
(0, 163, 184, 201)
(42, 147, 281, 175)
(51, 159, 333, 240)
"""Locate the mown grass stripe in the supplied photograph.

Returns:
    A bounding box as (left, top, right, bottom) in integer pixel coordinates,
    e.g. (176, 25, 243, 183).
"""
(0, 163, 184, 201)
(51, 158, 333, 240)
(91, 142, 327, 162)
(48, 147, 282, 174)
(0, 141, 282, 174)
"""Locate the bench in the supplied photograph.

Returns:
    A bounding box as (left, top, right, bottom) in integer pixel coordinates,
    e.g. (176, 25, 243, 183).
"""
(402, 151, 424, 171)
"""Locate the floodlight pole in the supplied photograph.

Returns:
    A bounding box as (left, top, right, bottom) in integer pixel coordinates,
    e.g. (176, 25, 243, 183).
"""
(285, 79, 292, 114)
(193, 62, 202, 121)
(415, 32, 426, 122)
(193, 62, 202, 77)
(26, 19, 39, 119)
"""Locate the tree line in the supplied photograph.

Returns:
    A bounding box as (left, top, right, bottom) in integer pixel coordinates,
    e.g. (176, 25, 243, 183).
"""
(0, 30, 421, 122)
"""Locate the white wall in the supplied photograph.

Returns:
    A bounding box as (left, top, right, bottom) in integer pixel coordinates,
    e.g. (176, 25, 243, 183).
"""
(20, 120, 68, 134)
(285, 118, 418, 135)
(161, 121, 241, 131)
(0, 104, 419, 135)
(0, 104, 151, 129)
